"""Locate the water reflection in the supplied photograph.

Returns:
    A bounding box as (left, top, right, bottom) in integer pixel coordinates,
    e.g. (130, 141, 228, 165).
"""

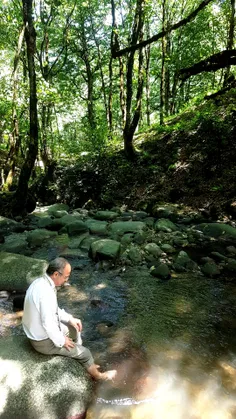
(87, 272, 236, 419)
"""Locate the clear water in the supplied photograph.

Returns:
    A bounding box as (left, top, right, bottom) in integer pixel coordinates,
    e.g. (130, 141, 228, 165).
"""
(86, 271, 236, 419)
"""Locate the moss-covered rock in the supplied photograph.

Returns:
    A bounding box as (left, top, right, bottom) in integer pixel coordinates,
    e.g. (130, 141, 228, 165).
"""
(201, 261, 220, 277)
(0, 216, 24, 235)
(0, 233, 29, 255)
(144, 243, 162, 258)
(27, 229, 58, 247)
(0, 252, 47, 291)
(196, 223, 236, 238)
(66, 221, 89, 236)
(93, 211, 118, 221)
(109, 221, 146, 236)
(154, 218, 178, 232)
(85, 220, 108, 235)
(90, 239, 121, 261)
(150, 263, 170, 279)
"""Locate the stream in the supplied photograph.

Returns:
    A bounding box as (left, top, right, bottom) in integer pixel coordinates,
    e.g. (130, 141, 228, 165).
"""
(1, 254, 236, 418)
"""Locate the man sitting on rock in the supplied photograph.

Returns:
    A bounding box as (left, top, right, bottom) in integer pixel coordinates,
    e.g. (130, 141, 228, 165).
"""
(22, 257, 117, 381)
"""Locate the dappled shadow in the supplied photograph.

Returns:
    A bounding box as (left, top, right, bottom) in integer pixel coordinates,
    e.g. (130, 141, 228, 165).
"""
(0, 337, 93, 419)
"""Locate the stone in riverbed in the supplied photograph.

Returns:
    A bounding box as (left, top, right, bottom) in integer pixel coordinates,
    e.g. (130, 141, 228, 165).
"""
(93, 211, 118, 221)
(150, 263, 170, 279)
(0, 336, 93, 419)
(89, 239, 121, 261)
(26, 229, 58, 247)
(195, 223, 236, 239)
(201, 261, 220, 277)
(109, 221, 146, 236)
(226, 258, 236, 272)
(66, 221, 89, 236)
(0, 216, 24, 235)
(85, 219, 108, 235)
(173, 250, 198, 272)
(154, 218, 178, 232)
(128, 246, 143, 264)
(0, 252, 47, 291)
(144, 243, 162, 258)
(0, 232, 29, 255)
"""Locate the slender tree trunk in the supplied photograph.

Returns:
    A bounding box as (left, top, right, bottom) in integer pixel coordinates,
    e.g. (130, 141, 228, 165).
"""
(4, 25, 25, 190)
(164, 34, 170, 116)
(224, 0, 235, 85)
(160, 0, 166, 125)
(86, 63, 96, 130)
(90, 14, 109, 128)
(108, 50, 113, 132)
(123, 0, 145, 159)
(119, 56, 126, 128)
(145, 23, 151, 126)
(111, 0, 126, 130)
(14, 0, 38, 213)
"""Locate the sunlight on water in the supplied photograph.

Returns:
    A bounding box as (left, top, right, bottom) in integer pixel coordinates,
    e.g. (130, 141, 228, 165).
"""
(87, 273, 236, 419)
(87, 356, 236, 418)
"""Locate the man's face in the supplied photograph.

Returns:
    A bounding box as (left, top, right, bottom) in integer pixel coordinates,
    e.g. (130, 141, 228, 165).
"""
(53, 263, 71, 286)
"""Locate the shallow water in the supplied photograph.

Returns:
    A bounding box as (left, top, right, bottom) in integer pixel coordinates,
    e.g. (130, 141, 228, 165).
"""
(86, 270, 236, 419)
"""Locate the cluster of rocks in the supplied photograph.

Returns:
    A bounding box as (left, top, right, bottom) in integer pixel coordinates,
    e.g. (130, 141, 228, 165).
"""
(1, 203, 236, 289)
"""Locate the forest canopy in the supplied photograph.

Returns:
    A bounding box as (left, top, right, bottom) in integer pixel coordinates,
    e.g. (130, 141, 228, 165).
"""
(0, 0, 235, 212)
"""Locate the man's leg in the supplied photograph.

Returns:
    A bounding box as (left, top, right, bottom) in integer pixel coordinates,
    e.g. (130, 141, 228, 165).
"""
(29, 335, 117, 381)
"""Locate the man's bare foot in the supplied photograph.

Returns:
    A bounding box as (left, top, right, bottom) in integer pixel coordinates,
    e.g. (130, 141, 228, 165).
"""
(100, 370, 117, 381)
(87, 364, 117, 381)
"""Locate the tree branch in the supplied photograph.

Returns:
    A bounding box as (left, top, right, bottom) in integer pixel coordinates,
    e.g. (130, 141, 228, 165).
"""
(179, 49, 236, 81)
(112, 0, 214, 58)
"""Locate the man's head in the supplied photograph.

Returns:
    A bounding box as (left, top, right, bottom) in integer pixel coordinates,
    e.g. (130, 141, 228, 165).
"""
(46, 257, 71, 286)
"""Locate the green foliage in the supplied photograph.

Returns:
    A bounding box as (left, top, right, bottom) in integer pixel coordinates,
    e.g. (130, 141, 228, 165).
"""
(0, 0, 235, 175)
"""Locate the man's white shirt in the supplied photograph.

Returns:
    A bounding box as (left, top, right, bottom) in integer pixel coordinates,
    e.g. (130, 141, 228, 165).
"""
(22, 274, 72, 347)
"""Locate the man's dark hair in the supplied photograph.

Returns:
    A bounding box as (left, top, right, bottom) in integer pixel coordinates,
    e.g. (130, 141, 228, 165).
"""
(46, 257, 69, 276)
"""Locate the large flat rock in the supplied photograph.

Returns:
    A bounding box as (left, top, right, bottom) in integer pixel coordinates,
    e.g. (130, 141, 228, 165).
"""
(0, 336, 93, 419)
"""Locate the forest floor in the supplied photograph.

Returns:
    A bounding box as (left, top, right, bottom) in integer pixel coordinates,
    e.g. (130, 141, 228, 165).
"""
(41, 87, 236, 222)
(1, 88, 236, 221)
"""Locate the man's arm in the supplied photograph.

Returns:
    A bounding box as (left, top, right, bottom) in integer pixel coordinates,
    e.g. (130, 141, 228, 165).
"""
(39, 294, 66, 347)
(58, 308, 83, 331)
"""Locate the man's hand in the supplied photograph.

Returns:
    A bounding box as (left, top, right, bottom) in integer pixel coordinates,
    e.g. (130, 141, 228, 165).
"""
(63, 337, 75, 351)
(69, 317, 83, 332)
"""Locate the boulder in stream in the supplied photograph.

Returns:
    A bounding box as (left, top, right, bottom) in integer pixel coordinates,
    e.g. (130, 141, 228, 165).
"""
(0, 252, 47, 291)
(89, 239, 121, 261)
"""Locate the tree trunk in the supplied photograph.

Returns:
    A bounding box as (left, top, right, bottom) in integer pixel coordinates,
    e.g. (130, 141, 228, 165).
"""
(123, 0, 145, 159)
(4, 25, 25, 190)
(164, 34, 170, 116)
(80, 23, 96, 131)
(224, 0, 235, 85)
(14, 0, 38, 214)
(160, 0, 166, 125)
(108, 50, 113, 133)
(90, 13, 109, 128)
(144, 23, 151, 126)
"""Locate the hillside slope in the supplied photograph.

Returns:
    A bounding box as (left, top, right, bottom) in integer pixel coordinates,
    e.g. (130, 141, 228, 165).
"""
(49, 88, 236, 220)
